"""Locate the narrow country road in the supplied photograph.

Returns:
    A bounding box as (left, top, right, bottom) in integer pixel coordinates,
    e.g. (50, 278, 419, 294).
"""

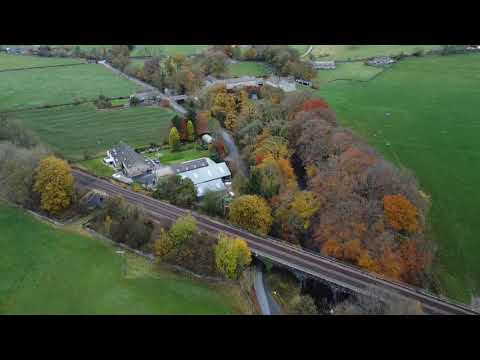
(254, 265, 282, 315)
(220, 129, 247, 177)
(301, 45, 313, 58)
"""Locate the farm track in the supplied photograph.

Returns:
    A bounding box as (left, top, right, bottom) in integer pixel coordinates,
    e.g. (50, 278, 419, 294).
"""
(73, 169, 479, 315)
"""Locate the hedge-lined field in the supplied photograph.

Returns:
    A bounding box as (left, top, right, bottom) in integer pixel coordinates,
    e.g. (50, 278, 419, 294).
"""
(227, 61, 271, 77)
(0, 64, 142, 111)
(314, 53, 480, 302)
(12, 104, 176, 161)
(312, 45, 443, 61)
(131, 45, 209, 57)
(0, 203, 240, 315)
(314, 62, 384, 85)
(0, 53, 83, 71)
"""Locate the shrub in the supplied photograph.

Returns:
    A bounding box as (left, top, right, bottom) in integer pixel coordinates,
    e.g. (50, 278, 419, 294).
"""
(129, 96, 140, 107)
(94, 95, 112, 109)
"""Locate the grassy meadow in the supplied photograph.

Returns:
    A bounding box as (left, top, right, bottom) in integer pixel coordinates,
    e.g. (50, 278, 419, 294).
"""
(131, 45, 209, 57)
(11, 104, 176, 161)
(0, 64, 142, 111)
(312, 45, 443, 61)
(0, 53, 83, 70)
(314, 62, 384, 85)
(227, 61, 271, 77)
(0, 203, 242, 314)
(312, 53, 480, 302)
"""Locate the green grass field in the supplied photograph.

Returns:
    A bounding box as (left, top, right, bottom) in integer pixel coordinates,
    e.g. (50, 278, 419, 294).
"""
(312, 45, 443, 61)
(131, 45, 209, 57)
(76, 158, 116, 177)
(314, 62, 384, 85)
(12, 104, 176, 161)
(149, 145, 210, 165)
(227, 61, 271, 77)
(0, 203, 241, 314)
(312, 53, 480, 302)
(0, 53, 83, 70)
(0, 64, 142, 111)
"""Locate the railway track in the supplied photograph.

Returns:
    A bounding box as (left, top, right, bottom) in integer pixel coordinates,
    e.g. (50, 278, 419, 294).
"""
(74, 169, 478, 315)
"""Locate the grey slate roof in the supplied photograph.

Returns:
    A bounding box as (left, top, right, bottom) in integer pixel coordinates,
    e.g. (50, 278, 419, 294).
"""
(171, 158, 209, 174)
(109, 142, 152, 178)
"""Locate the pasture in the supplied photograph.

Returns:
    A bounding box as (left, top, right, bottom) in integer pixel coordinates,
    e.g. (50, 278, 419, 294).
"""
(0, 64, 142, 111)
(11, 104, 176, 161)
(0, 53, 83, 71)
(227, 61, 271, 77)
(314, 62, 384, 85)
(0, 203, 241, 314)
(131, 45, 209, 57)
(312, 53, 480, 302)
(312, 45, 443, 61)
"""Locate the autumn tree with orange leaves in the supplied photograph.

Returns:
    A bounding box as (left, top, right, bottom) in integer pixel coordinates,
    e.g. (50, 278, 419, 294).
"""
(383, 194, 421, 233)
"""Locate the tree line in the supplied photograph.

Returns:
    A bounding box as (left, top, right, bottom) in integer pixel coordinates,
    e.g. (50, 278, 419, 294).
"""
(196, 84, 434, 289)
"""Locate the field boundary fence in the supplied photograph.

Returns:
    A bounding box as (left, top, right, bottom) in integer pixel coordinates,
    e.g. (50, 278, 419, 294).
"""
(0, 62, 87, 73)
(0, 96, 131, 114)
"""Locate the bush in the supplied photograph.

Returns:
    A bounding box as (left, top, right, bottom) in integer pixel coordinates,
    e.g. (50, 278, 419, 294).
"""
(97, 198, 154, 250)
(94, 95, 112, 109)
(129, 96, 140, 107)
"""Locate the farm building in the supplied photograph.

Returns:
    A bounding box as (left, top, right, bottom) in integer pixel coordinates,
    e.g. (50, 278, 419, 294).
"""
(204, 75, 297, 93)
(264, 76, 297, 92)
(312, 60, 336, 70)
(5, 47, 25, 55)
(366, 56, 395, 67)
(105, 142, 154, 178)
(295, 78, 313, 87)
(171, 158, 231, 198)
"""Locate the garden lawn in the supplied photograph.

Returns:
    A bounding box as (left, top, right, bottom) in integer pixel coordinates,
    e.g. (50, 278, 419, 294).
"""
(0, 203, 240, 314)
(0, 64, 142, 111)
(0, 53, 83, 71)
(312, 53, 480, 302)
(76, 157, 116, 177)
(11, 104, 176, 161)
(312, 45, 442, 61)
(228, 61, 271, 77)
(149, 145, 210, 165)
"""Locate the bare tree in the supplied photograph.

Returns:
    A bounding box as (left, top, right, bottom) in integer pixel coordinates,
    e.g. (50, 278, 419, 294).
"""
(335, 285, 425, 315)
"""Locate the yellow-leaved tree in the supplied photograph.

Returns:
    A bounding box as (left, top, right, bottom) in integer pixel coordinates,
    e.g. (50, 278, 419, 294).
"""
(33, 156, 74, 214)
(228, 195, 273, 235)
(215, 234, 252, 279)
